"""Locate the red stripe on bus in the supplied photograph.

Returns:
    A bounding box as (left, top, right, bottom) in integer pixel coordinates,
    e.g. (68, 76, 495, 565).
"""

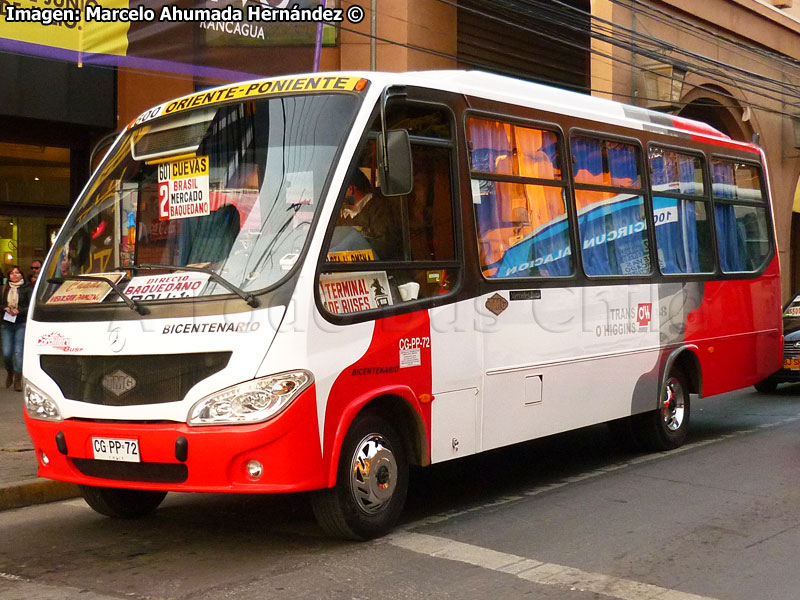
(322, 311, 433, 487)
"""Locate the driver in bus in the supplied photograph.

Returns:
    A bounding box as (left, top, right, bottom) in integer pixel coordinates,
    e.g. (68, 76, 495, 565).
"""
(336, 169, 401, 261)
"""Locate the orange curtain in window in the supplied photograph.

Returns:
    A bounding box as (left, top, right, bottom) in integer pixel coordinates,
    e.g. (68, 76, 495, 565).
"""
(514, 127, 564, 231)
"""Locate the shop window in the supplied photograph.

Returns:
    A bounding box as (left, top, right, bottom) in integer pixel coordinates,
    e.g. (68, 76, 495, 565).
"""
(0, 142, 71, 271)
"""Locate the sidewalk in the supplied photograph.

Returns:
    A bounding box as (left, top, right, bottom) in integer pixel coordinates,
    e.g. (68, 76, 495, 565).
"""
(0, 384, 79, 511)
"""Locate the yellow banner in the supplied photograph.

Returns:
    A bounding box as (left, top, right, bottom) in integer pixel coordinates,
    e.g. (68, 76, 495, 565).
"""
(162, 76, 363, 116)
(166, 156, 209, 180)
(133, 75, 365, 126)
(327, 249, 376, 262)
(1, 0, 129, 56)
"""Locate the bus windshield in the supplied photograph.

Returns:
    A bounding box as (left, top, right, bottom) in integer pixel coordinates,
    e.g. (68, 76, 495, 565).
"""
(42, 93, 359, 303)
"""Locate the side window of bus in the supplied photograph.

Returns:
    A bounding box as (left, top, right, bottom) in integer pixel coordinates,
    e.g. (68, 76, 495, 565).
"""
(467, 117, 572, 278)
(571, 135, 651, 277)
(711, 159, 771, 272)
(319, 104, 457, 316)
(648, 148, 714, 274)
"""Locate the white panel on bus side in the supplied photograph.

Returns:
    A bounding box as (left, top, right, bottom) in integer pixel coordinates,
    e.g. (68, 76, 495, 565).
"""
(483, 369, 544, 450)
(479, 285, 662, 452)
(430, 387, 479, 463)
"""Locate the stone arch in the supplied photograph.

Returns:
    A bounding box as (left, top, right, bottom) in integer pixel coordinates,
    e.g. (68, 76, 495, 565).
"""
(677, 84, 754, 143)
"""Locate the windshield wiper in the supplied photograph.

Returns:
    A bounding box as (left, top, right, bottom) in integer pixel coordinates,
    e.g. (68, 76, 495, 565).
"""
(47, 275, 149, 315)
(133, 263, 260, 308)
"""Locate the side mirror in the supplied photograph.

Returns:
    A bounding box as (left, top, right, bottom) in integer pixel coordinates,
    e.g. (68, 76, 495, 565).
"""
(378, 130, 413, 197)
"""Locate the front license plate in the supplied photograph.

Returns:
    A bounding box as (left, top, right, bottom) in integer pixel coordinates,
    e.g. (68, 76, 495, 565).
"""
(91, 437, 140, 462)
(783, 357, 800, 371)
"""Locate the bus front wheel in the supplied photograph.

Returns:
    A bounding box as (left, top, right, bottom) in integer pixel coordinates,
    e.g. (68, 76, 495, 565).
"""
(637, 368, 690, 451)
(311, 413, 408, 540)
(78, 485, 167, 518)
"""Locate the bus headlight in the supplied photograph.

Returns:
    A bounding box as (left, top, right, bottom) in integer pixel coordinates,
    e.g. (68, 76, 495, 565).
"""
(24, 382, 62, 422)
(187, 370, 313, 426)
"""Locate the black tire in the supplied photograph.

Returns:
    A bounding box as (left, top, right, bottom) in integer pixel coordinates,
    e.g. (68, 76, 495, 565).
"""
(78, 485, 167, 518)
(635, 368, 691, 451)
(754, 379, 778, 394)
(311, 413, 408, 540)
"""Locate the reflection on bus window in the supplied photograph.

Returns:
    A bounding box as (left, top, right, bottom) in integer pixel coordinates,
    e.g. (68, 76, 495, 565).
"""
(571, 136, 649, 277)
(652, 197, 713, 274)
(468, 118, 561, 179)
(575, 190, 650, 276)
(45, 94, 358, 302)
(649, 148, 704, 196)
(649, 148, 713, 275)
(468, 117, 570, 278)
(474, 181, 571, 278)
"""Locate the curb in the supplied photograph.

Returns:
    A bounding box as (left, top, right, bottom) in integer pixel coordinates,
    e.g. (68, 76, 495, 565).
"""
(0, 479, 80, 511)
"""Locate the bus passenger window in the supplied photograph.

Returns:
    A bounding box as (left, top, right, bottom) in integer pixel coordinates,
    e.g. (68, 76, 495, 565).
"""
(467, 117, 571, 278)
(712, 159, 770, 273)
(571, 135, 650, 277)
(648, 148, 713, 275)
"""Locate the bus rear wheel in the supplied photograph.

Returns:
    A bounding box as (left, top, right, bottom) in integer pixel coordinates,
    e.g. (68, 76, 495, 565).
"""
(637, 368, 690, 451)
(78, 485, 167, 518)
(754, 380, 778, 394)
(311, 413, 408, 540)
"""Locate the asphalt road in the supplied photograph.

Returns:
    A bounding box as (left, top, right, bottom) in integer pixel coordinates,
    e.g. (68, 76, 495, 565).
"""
(2, 385, 800, 600)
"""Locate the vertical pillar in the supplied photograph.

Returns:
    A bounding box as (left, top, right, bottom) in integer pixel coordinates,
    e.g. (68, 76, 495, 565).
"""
(340, 0, 456, 72)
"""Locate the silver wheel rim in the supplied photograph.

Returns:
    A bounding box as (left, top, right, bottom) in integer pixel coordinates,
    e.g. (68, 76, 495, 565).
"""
(349, 433, 398, 515)
(661, 376, 686, 431)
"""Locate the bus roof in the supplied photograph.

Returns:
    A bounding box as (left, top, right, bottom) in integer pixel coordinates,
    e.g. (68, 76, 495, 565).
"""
(385, 70, 749, 151)
(132, 70, 756, 153)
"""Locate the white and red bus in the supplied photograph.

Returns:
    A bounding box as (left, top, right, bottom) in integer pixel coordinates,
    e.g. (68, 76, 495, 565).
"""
(23, 71, 782, 539)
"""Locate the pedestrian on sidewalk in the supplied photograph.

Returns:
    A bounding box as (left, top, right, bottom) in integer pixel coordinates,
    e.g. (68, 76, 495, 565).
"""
(2, 266, 31, 392)
(28, 260, 42, 287)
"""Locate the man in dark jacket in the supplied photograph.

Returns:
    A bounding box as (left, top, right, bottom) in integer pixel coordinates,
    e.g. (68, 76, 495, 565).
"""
(337, 170, 402, 261)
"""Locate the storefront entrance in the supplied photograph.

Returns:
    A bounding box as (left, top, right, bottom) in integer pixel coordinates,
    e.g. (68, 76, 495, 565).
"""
(0, 141, 75, 280)
(0, 54, 115, 282)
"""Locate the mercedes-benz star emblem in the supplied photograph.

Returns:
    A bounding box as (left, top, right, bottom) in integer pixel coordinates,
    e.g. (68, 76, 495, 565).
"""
(108, 327, 125, 353)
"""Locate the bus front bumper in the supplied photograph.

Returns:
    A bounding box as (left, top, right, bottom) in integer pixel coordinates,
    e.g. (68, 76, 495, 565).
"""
(23, 385, 329, 493)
